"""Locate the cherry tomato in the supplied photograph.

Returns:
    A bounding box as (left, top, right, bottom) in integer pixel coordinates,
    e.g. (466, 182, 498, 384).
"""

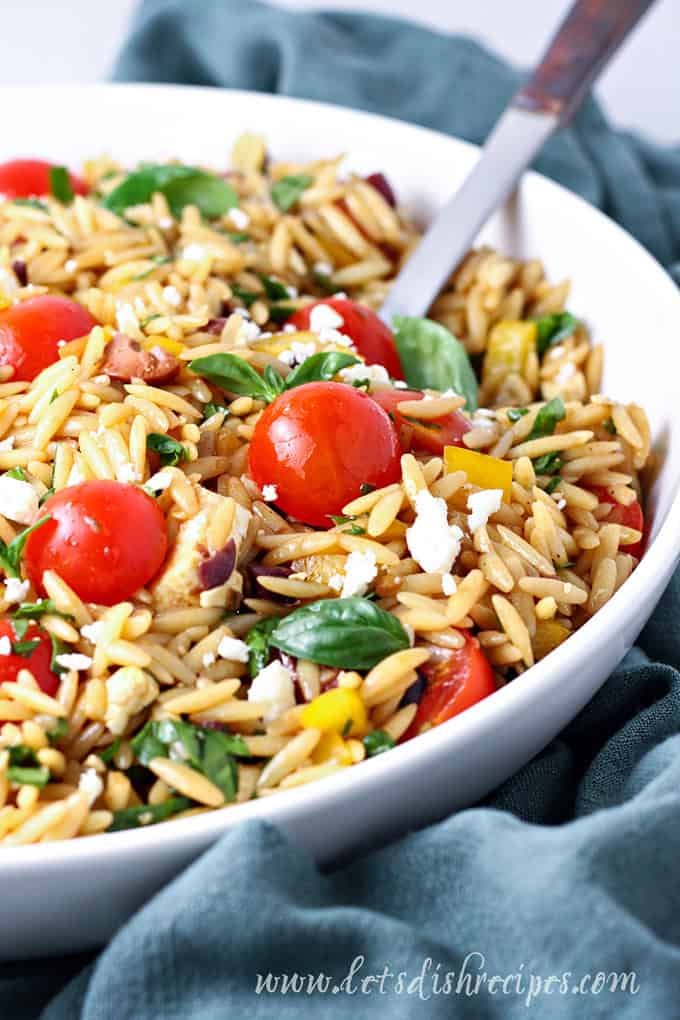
(0, 159, 88, 199)
(286, 299, 403, 379)
(0, 295, 97, 382)
(0, 621, 59, 706)
(402, 634, 496, 740)
(588, 486, 645, 559)
(371, 387, 471, 455)
(24, 481, 168, 606)
(248, 381, 401, 527)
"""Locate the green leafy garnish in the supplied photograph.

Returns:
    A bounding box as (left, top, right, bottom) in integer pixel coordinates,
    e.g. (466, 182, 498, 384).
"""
(269, 597, 410, 670)
(231, 285, 258, 309)
(108, 797, 192, 832)
(526, 398, 566, 442)
(99, 737, 121, 764)
(189, 351, 360, 403)
(131, 255, 172, 281)
(603, 417, 617, 435)
(49, 166, 74, 204)
(245, 617, 280, 678)
(203, 402, 230, 421)
(267, 304, 296, 324)
(140, 313, 162, 329)
(224, 230, 249, 244)
(312, 269, 335, 295)
(329, 515, 355, 526)
(103, 164, 238, 220)
(39, 487, 55, 506)
(545, 477, 562, 494)
(258, 274, 289, 302)
(534, 312, 578, 358)
(392, 316, 478, 411)
(11, 639, 40, 658)
(7, 746, 50, 787)
(0, 515, 51, 579)
(146, 433, 189, 467)
(533, 452, 562, 476)
(12, 599, 71, 622)
(48, 717, 69, 744)
(48, 633, 69, 675)
(507, 408, 529, 423)
(363, 729, 396, 757)
(12, 198, 48, 212)
(5, 467, 28, 481)
(271, 174, 313, 212)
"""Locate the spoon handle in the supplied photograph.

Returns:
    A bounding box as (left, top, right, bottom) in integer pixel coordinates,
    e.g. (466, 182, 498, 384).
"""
(379, 0, 656, 325)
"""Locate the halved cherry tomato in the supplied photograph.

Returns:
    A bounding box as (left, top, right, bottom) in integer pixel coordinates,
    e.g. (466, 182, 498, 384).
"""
(401, 634, 496, 740)
(248, 381, 401, 527)
(588, 486, 645, 559)
(24, 481, 168, 606)
(0, 159, 88, 199)
(372, 387, 471, 455)
(286, 298, 403, 379)
(0, 295, 97, 382)
(0, 621, 59, 705)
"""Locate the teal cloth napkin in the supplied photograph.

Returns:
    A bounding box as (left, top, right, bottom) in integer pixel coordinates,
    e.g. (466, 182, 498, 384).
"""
(4, 2, 680, 1016)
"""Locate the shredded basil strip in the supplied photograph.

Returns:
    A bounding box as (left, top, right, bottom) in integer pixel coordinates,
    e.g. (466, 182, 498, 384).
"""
(271, 174, 313, 212)
(48, 718, 69, 744)
(507, 407, 529, 423)
(268, 303, 296, 324)
(392, 316, 478, 411)
(13, 598, 70, 622)
(534, 312, 578, 358)
(103, 164, 238, 219)
(258, 274, 290, 301)
(363, 729, 396, 757)
(0, 515, 51, 579)
(526, 398, 566, 442)
(202, 402, 230, 421)
(533, 452, 562, 476)
(231, 285, 258, 308)
(146, 433, 189, 467)
(13, 198, 48, 212)
(270, 597, 410, 670)
(245, 617, 280, 678)
(108, 797, 192, 832)
(11, 638, 40, 658)
(99, 737, 122, 764)
(5, 467, 28, 481)
(49, 166, 74, 204)
(545, 477, 562, 494)
(189, 351, 359, 403)
(7, 746, 50, 787)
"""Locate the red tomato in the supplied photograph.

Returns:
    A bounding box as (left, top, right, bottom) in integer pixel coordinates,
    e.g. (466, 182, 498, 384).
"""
(0, 621, 59, 705)
(0, 295, 97, 382)
(286, 299, 403, 379)
(0, 159, 88, 199)
(24, 481, 168, 606)
(402, 634, 496, 740)
(248, 381, 401, 527)
(372, 387, 471, 455)
(588, 486, 645, 559)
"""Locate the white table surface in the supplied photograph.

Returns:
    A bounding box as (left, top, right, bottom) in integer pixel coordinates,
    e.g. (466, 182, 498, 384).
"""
(2, 0, 678, 142)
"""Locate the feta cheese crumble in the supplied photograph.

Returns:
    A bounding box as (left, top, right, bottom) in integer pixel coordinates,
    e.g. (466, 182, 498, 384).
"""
(3, 577, 30, 605)
(247, 660, 296, 723)
(227, 207, 250, 230)
(105, 667, 159, 736)
(80, 621, 104, 644)
(313, 261, 333, 277)
(202, 651, 216, 669)
(261, 484, 279, 502)
(0, 476, 39, 524)
(279, 340, 315, 366)
(55, 653, 93, 672)
(0, 636, 11, 656)
(181, 243, 208, 262)
(309, 303, 344, 332)
(116, 462, 141, 484)
(217, 635, 250, 663)
(467, 489, 503, 534)
(338, 549, 378, 598)
(79, 768, 103, 806)
(317, 327, 354, 348)
(442, 573, 458, 596)
(162, 285, 182, 308)
(64, 259, 77, 274)
(406, 490, 464, 575)
(339, 363, 390, 386)
(115, 302, 139, 336)
(240, 319, 261, 343)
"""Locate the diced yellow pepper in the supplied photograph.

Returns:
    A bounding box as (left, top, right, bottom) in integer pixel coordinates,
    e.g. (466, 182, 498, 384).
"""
(300, 687, 368, 737)
(311, 731, 353, 766)
(444, 445, 513, 503)
(0, 288, 11, 311)
(533, 621, 570, 661)
(143, 334, 185, 357)
(482, 320, 537, 394)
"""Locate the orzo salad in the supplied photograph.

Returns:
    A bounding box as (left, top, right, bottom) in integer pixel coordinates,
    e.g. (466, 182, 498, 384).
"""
(0, 144, 649, 844)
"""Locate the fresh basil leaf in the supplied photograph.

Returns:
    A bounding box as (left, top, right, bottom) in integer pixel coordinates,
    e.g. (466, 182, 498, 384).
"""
(258, 274, 289, 301)
(103, 164, 238, 219)
(284, 352, 359, 388)
(393, 316, 478, 411)
(108, 797, 192, 832)
(99, 737, 121, 764)
(545, 477, 562, 494)
(11, 639, 40, 658)
(146, 433, 189, 467)
(200, 730, 238, 801)
(5, 467, 28, 481)
(231, 285, 258, 308)
(189, 353, 276, 402)
(203, 402, 230, 421)
(534, 312, 578, 358)
(8, 745, 38, 766)
(246, 617, 280, 678)
(363, 729, 396, 757)
(268, 303, 296, 324)
(12, 598, 68, 621)
(507, 407, 529, 423)
(7, 765, 50, 787)
(49, 166, 74, 204)
(533, 452, 562, 475)
(526, 398, 566, 442)
(13, 198, 48, 212)
(263, 363, 286, 398)
(0, 515, 51, 579)
(271, 174, 313, 212)
(270, 597, 410, 670)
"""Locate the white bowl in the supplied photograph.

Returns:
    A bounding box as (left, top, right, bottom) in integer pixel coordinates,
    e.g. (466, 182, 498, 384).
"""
(2, 83, 680, 960)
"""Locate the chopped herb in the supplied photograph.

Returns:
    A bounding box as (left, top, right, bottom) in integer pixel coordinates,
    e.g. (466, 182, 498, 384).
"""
(363, 729, 396, 757)
(312, 269, 335, 295)
(12, 598, 70, 621)
(267, 303, 296, 324)
(258, 274, 289, 302)
(132, 255, 172, 281)
(189, 351, 359, 404)
(7, 746, 49, 787)
(533, 452, 562, 475)
(246, 617, 280, 678)
(48, 718, 69, 744)
(534, 312, 578, 358)
(108, 797, 192, 832)
(49, 634, 69, 675)
(103, 164, 239, 220)
(603, 417, 617, 435)
(330, 514, 355, 526)
(5, 467, 27, 481)
(350, 378, 370, 391)
(99, 737, 122, 764)
(393, 316, 477, 411)
(48, 166, 74, 204)
(348, 524, 366, 535)
(231, 285, 258, 308)
(545, 477, 562, 494)
(49, 389, 59, 405)
(12, 197, 48, 212)
(270, 174, 313, 212)
(39, 487, 54, 506)
(0, 515, 51, 579)
(507, 407, 529, 423)
(202, 402, 230, 421)
(224, 230, 249, 244)
(526, 398, 566, 442)
(360, 483, 376, 496)
(140, 313, 162, 328)
(146, 433, 189, 467)
(12, 619, 30, 640)
(11, 639, 40, 658)
(341, 718, 353, 738)
(402, 415, 442, 430)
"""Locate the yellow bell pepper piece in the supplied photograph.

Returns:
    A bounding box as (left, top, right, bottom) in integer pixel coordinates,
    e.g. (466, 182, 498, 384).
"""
(482, 320, 537, 394)
(444, 445, 513, 503)
(533, 621, 570, 661)
(311, 731, 353, 766)
(0, 288, 11, 311)
(300, 687, 368, 737)
(142, 334, 185, 357)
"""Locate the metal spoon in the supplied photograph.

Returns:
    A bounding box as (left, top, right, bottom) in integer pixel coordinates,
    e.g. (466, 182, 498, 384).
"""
(379, 0, 657, 325)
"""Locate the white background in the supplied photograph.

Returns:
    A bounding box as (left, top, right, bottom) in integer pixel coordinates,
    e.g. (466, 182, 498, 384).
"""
(1, 0, 678, 141)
